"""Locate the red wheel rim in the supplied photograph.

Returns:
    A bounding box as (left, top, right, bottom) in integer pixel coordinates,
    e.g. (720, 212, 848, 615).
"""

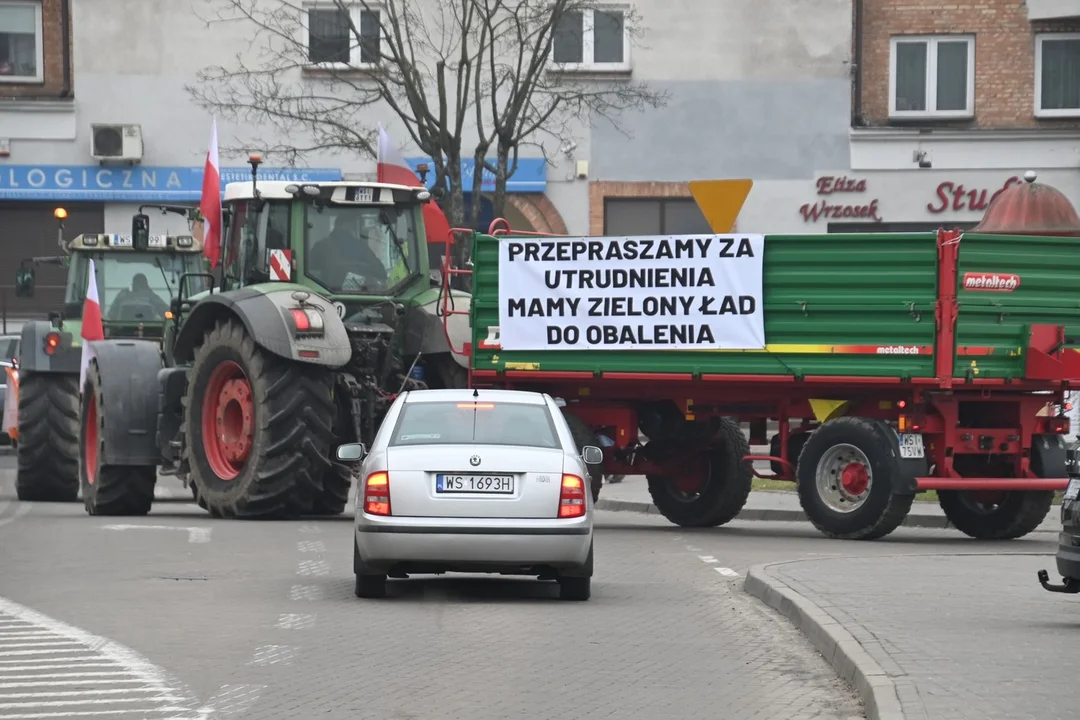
(670, 454, 709, 496)
(840, 462, 869, 496)
(201, 360, 255, 481)
(85, 394, 98, 486)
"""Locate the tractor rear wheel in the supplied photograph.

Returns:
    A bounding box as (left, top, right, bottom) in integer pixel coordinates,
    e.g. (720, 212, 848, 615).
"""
(79, 360, 156, 516)
(15, 372, 80, 502)
(646, 418, 753, 527)
(184, 319, 337, 519)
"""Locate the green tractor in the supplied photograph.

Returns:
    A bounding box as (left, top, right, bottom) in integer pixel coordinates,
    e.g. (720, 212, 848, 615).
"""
(12, 217, 209, 502)
(77, 156, 471, 518)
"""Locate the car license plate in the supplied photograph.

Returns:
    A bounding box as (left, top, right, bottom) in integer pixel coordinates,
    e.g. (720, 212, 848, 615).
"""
(1065, 478, 1080, 502)
(436, 474, 514, 494)
(898, 433, 924, 459)
(348, 187, 374, 203)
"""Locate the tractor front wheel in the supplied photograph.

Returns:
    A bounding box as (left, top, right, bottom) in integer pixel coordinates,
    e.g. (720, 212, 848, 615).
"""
(184, 319, 337, 519)
(15, 372, 80, 502)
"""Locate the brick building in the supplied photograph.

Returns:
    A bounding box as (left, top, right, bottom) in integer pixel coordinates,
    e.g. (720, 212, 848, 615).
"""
(792, 0, 1080, 234)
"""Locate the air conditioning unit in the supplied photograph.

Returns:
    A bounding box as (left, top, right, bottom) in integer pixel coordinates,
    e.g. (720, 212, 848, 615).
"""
(90, 123, 144, 162)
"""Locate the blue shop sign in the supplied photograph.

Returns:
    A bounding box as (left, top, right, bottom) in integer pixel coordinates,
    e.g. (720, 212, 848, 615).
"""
(404, 157, 546, 193)
(0, 165, 344, 202)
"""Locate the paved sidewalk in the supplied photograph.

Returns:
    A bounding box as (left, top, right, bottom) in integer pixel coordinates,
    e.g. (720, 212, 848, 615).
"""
(747, 553, 1079, 720)
(596, 475, 1061, 533)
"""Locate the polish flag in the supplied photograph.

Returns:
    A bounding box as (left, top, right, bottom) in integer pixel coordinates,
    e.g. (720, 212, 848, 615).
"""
(377, 123, 452, 246)
(200, 118, 222, 268)
(79, 259, 104, 393)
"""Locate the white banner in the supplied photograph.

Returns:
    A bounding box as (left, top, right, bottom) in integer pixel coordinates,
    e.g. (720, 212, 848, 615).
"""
(498, 234, 766, 351)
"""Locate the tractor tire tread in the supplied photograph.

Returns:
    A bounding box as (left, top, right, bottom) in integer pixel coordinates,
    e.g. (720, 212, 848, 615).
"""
(15, 372, 80, 502)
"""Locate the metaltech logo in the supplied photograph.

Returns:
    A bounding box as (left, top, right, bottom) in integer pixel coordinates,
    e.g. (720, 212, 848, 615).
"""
(962, 272, 1021, 292)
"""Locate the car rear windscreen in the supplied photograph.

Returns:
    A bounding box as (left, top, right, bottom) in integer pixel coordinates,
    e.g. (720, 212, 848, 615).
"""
(390, 401, 560, 448)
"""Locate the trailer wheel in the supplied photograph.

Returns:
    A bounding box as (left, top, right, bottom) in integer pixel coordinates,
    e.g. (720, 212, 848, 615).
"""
(79, 360, 156, 516)
(937, 490, 1054, 540)
(796, 417, 913, 540)
(184, 319, 337, 519)
(562, 411, 603, 503)
(15, 372, 80, 502)
(647, 418, 753, 527)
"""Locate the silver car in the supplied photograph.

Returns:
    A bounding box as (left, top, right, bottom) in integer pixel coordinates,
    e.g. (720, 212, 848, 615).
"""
(338, 388, 601, 601)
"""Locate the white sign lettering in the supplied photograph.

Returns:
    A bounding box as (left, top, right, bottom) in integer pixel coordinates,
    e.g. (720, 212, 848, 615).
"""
(497, 234, 766, 350)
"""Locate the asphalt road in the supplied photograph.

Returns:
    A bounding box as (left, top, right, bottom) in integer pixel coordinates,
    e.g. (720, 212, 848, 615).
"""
(0, 449, 1070, 720)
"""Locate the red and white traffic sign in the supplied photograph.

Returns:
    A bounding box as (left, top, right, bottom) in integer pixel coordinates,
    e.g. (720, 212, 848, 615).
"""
(269, 249, 292, 281)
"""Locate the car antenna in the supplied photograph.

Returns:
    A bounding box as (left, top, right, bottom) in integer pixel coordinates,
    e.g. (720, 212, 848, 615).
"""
(472, 388, 478, 398)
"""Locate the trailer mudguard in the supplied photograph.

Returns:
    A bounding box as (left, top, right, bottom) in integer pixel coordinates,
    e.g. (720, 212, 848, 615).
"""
(17, 321, 81, 374)
(172, 286, 352, 368)
(403, 288, 471, 369)
(1031, 433, 1069, 478)
(92, 339, 164, 466)
(869, 418, 927, 494)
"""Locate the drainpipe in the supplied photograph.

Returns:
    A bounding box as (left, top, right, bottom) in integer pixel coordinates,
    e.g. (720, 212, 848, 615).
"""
(58, 0, 72, 98)
(852, 0, 863, 126)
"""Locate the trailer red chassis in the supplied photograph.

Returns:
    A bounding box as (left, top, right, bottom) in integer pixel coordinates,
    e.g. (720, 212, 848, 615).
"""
(446, 223, 1078, 541)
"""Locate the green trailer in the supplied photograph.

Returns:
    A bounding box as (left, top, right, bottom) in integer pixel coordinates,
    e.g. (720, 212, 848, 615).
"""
(455, 173, 1080, 541)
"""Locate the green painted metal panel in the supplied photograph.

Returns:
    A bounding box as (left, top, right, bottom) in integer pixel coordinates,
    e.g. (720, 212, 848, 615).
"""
(470, 232, 940, 378)
(954, 233, 1080, 379)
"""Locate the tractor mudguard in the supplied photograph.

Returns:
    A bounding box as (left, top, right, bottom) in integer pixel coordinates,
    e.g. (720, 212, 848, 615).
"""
(172, 286, 352, 368)
(92, 339, 165, 466)
(403, 288, 471, 369)
(867, 418, 927, 494)
(18, 321, 82, 374)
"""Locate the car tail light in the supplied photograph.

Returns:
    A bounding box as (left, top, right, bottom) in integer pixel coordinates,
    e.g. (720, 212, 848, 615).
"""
(363, 472, 391, 516)
(558, 474, 586, 518)
(288, 308, 324, 336)
(43, 332, 61, 355)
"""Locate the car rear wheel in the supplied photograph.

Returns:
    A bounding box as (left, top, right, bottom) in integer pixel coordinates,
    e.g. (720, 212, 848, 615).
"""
(558, 577, 591, 601)
(354, 573, 387, 599)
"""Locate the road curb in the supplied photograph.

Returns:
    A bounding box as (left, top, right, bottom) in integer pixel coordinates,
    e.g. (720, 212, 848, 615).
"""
(595, 497, 1057, 531)
(743, 562, 906, 720)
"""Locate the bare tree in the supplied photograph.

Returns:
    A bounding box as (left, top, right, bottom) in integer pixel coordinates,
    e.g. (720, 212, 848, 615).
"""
(187, 0, 667, 225)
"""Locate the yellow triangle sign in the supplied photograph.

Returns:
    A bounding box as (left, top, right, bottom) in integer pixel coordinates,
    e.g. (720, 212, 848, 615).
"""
(688, 179, 754, 233)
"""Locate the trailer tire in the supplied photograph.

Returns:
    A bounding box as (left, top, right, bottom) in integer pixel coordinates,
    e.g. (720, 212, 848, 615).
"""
(796, 416, 913, 540)
(79, 361, 156, 516)
(184, 319, 337, 519)
(15, 372, 80, 503)
(562, 411, 603, 503)
(647, 418, 753, 527)
(937, 490, 1054, 540)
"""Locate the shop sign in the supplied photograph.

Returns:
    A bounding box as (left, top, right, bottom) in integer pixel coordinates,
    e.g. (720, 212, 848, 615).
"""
(405, 157, 547, 193)
(800, 175, 882, 223)
(0, 165, 343, 202)
(927, 175, 1021, 214)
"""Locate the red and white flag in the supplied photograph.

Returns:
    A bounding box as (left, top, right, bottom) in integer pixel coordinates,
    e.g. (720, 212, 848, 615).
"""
(376, 123, 452, 247)
(200, 118, 222, 269)
(79, 259, 104, 392)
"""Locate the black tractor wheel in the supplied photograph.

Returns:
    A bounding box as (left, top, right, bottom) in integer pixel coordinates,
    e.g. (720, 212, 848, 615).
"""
(938, 490, 1054, 540)
(796, 416, 914, 540)
(562, 411, 603, 503)
(15, 372, 80, 502)
(769, 430, 812, 476)
(79, 360, 156, 516)
(646, 418, 753, 527)
(184, 319, 337, 519)
(430, 353, 469, 389)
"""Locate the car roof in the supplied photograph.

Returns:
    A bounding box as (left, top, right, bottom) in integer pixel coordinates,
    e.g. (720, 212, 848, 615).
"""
(402, 389, 549, 405)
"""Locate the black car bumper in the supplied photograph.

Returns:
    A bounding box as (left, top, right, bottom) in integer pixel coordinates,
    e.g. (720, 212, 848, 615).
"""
(1057, 496, 1080, 581)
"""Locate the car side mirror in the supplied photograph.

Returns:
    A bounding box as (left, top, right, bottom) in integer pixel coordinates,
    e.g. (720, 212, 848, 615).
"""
(335, 443, 366, 462)
(581, 445, 603, 465)
(132, 213, 150, 251)
(14, 266, 35, 298)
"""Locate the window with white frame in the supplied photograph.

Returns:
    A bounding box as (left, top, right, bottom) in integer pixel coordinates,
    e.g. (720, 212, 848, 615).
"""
(552, 6, 630, 72)
(0, 0, 44, 83)
(1035, 33, 1080, 118)
(305, 3, 381, 68)
(889, 35, 974, 119)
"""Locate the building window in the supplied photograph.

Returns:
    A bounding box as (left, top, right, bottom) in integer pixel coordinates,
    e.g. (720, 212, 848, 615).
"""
(552, 6, 630, 72)
(305, 3, 380, 68)
(0, 0, 44, 83)
(603, 198, 711, 236)
(1035, 33, 1080, 118)
(889, 35, 974, 119)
